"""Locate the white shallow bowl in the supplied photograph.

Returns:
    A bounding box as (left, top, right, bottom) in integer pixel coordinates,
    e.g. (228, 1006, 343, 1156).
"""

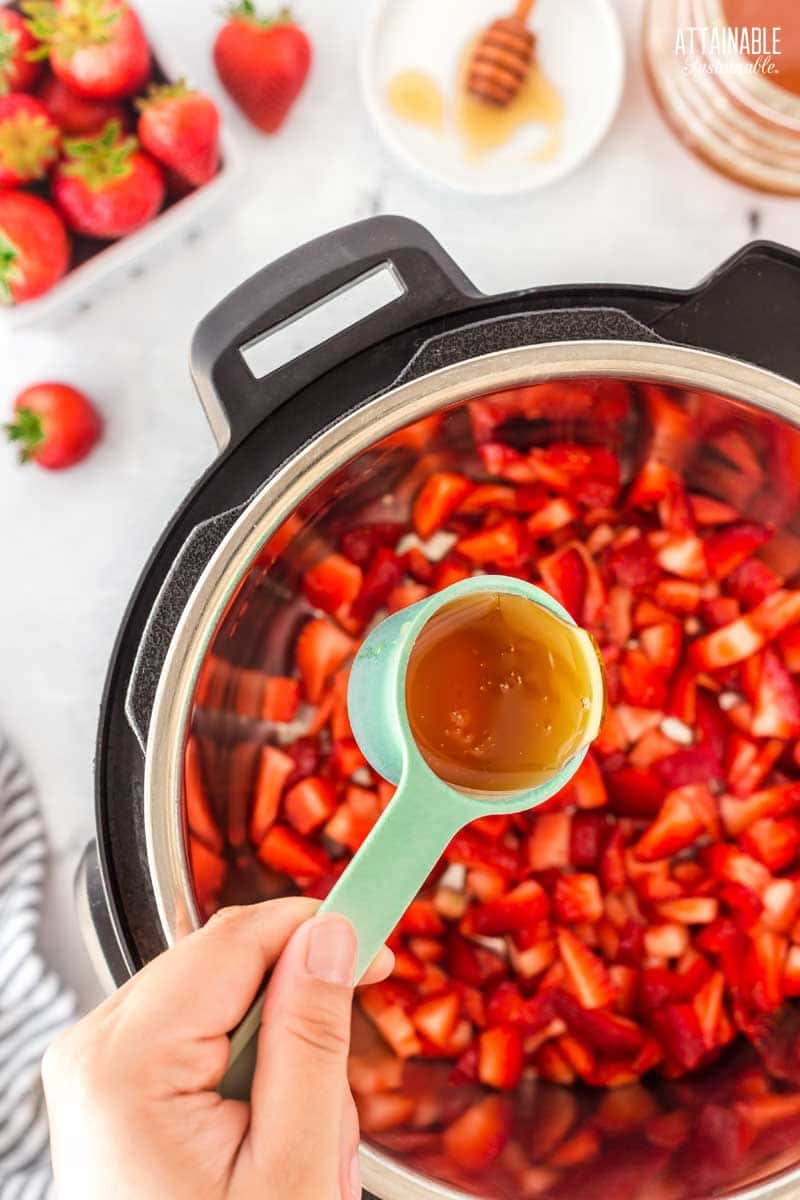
(0, 8, 242, 332)
(359, 0, 625, 196)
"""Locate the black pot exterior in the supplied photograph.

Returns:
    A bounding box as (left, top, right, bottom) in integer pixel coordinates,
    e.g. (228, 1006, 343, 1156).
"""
(92, 217, 800, 987)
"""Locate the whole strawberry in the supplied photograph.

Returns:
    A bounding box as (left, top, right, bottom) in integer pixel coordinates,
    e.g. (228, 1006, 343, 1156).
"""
(0, 191, 70, 304)
(52, 118, 164, 239)
(0, 94, 60, 186)
(22, 0, 150, 100)
(38, 71, 127, 136)
(214, 3, 311, 134)
(6, 382, 102, 469)
(136, 80, 220, 188)
(0, 8, 42, 94)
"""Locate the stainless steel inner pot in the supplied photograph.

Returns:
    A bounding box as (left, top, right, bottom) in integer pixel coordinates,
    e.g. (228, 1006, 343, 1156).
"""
(141, 338, 800, 1200)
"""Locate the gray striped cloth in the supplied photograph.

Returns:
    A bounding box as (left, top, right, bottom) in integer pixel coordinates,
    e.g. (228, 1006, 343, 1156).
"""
(0, 734, 76, 1200)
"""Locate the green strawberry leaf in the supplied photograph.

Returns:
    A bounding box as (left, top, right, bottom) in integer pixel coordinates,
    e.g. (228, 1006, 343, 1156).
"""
(224, 2, 294, 28)
(0, 23, 21, 93)
(0, 229, 22, 306)
(21, 0, 120, 59)
(135, 78, 193, 112)
(5, 406, 45, 461)
(61, 119, 139, 188)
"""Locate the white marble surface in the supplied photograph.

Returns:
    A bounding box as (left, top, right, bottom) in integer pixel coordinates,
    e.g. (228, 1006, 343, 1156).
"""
(2, 0, 799, 1015)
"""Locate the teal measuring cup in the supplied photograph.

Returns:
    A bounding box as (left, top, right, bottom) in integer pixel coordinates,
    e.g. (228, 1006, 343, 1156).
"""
(220, 574, 605, 1099)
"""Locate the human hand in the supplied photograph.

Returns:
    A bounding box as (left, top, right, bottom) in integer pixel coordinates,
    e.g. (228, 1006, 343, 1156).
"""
(43, 898, 393, 1200)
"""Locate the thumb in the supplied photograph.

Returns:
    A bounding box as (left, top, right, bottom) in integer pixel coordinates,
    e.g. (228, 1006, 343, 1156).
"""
(247, 914, 360, 1199)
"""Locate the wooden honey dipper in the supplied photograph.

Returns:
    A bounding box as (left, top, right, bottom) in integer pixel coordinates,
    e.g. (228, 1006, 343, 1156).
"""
(467, 0, 537, 107)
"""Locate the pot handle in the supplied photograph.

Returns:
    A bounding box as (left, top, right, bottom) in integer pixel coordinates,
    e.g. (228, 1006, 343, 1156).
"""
(190, 215, 479, 450)
(653, 240, 800, 385)
(74, 839, 135, 992)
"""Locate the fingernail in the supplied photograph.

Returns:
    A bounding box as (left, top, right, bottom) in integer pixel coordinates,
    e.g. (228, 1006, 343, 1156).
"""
(305, 915, 357, 986)
(349, 1151, 362, 1200)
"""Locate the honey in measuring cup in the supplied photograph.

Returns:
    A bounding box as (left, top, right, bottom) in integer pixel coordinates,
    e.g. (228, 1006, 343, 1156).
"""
(405, 592, 602, 794)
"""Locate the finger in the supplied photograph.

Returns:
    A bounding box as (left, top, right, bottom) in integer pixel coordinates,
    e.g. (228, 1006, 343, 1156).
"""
(247, 914, 359, 1197)
(339, 1086, 362, 1200)
(359, 943, 395, 986)
(119, 897, 321, 1040)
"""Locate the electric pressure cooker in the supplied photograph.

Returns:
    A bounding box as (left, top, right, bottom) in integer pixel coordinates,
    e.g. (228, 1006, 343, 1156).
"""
(79, 216, 800, 1200)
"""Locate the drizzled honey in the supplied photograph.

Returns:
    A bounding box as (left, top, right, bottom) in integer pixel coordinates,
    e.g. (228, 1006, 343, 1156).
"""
(405, 592, 600, 794)
(386, 44, 563, 162)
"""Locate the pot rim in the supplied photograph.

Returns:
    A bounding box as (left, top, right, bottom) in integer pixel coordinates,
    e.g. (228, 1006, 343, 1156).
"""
(145, 338, 800, 1200)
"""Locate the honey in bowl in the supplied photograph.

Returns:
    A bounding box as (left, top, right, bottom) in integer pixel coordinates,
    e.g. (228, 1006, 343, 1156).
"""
(405, 592, 602, 794)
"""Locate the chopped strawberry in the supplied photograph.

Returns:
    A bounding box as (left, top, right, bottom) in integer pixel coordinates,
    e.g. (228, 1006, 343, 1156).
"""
(656, 897, 719, 924)
(526, 496, 578, 537)
(620, 648, 669, 709)
(655, 534, 708, 580)
(261, 675, 300, 722)
(690, 614, 765, 671)
(249, 744, 294, 844)
(656, 742, 723, 790)
(184, 736, 222, 852)
(527, 812, 571, 871)
(634, 785, 713, 862)
(413, 471, 473, 539)
(743, 929, 787, 1013)
(554, 874, 603, 923)
(707, 844, 772, 895)
(387, 581, 429, 612)
(537, 545, 586, 621)
(339, 522, 404, 567)
(654, 579, 703, 613)
(751, 648, 800, 738)
(703, 522, 772, 580)
(352, 547, 405, 624)
(455, 518, 526, 565)
(719, 777, 800, 835)
(448, 827, 521, 877)
(640, 619, 683, 675)
(469, 879, 549, 935)
(295, 617, 354, 702)
(728, 557, 783, 608)
(283, 775, 336, 835)
(256, 822, 331, 882)
(569, 811, 609, 869)
(628, 459, 678, 507)
(478, 1023, 524, 1089)
(398, 898, 445, 937)
(355, 1091, 416, 1134)
(690, 493, 740, 525)
(557, 928, 614, 1009)
(324, 785, 380, 851)
(457, 483, 517, 514)
(303, 552, 362, 616)
(189, 837, 227, 918)
(524, 443, 621, 507)
(552, 989, 644, 1055)
(412, 991, 460, 1049)
(605, 766, 667, 816)
(330, 736, 367, 779)
(741, 817, 800, 872)
(446, 931, 507, 987)
(607, 536, 660, 588)
(442, 1095, 511, 1171)
(650, 1003, 707, 1071)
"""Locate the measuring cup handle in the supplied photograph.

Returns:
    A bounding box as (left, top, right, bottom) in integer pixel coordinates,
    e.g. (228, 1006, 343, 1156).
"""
(218, 769, 460, 1099)
(318, 772, 460, 980)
